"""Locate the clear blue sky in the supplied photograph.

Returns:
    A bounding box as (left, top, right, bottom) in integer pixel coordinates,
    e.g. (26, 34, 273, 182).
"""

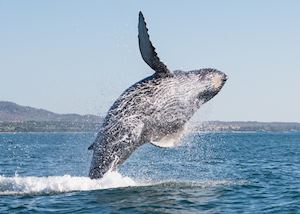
(1, 1, 299, 122)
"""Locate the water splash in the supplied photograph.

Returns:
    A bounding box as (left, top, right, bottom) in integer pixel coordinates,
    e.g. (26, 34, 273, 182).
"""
(0, 171, 247, 196)
(0, 171, 136, 195)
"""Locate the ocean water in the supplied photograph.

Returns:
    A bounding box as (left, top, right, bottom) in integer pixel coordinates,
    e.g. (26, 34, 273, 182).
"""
(0, 132, 299, 213)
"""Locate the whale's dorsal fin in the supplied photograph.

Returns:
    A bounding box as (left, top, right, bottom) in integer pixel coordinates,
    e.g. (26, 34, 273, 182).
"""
(138, 11, 172, 77)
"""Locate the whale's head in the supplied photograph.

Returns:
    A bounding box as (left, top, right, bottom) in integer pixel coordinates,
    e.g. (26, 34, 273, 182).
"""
(193, 68, 227, 103)
(173, 68, 227, 104)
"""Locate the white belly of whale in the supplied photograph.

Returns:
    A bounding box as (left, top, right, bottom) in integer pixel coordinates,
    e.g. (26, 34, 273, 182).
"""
(150, 126, 186, 148)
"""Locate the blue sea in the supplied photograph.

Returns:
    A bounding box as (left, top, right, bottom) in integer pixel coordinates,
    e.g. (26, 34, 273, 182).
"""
(0, 132, 299, 213)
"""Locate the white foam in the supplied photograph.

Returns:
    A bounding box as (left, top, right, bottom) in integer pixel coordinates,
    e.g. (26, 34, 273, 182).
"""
(0, 171, 136, 195)
(0, 171, 247, 196)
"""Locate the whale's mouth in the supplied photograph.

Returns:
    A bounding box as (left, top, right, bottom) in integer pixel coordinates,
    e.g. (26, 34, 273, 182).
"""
(198, 75, 227, 103)
(212, 73, 227, 90)
(212, 75, 223, 89)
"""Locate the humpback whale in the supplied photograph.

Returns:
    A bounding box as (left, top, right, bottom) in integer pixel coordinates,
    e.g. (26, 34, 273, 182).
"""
(89, 12, 227, 179)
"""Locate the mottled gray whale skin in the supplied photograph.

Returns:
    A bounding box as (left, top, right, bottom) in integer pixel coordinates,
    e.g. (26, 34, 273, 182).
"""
(89, 12, 227, 179)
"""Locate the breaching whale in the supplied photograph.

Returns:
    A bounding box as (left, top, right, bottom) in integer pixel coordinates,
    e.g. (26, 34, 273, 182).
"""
(89, 12, 227, 179)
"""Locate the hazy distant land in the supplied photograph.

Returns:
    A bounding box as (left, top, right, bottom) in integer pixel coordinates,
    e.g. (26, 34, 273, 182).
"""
(0, 101, 102, 132)
(0, 101, 299, 133)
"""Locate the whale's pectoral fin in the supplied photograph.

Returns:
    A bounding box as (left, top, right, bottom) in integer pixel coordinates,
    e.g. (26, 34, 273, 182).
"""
(138, 11, 172, 78)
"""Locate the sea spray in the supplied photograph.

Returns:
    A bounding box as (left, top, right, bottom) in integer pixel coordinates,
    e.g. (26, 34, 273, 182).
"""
(0, 171, 136, 195)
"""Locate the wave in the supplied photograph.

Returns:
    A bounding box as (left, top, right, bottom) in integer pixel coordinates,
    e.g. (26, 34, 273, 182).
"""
(0, 171, 136, 195)
(0, 171, 247, 196)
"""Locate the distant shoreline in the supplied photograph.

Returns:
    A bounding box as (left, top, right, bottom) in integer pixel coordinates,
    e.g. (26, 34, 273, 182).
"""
(1, 101, 300, 133)
(0, 121, 101, 133)
(1, 121, 300, 133)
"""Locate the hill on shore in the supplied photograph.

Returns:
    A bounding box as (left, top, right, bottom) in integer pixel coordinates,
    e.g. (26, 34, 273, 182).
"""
(0, 101, 101, 123)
